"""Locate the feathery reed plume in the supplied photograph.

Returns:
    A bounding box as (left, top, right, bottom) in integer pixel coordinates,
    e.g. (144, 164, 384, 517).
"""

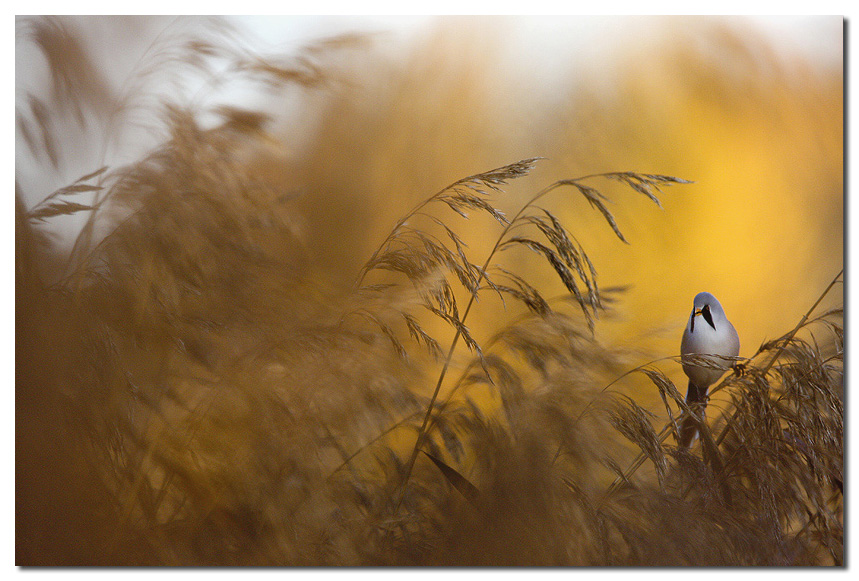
(350, 161, 690, 509)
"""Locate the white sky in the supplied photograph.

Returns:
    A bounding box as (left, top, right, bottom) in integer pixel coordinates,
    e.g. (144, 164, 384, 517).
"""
(233, 14, 842, 68)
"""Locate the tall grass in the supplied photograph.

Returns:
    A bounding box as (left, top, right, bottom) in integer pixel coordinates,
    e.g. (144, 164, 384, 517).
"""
(16, 17, 842, 566)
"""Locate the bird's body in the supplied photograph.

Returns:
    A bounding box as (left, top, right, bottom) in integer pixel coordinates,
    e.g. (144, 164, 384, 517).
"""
(679, 292, 740, 448)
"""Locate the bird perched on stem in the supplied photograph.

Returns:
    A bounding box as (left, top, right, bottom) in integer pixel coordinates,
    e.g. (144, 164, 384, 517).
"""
(679, 291, 740, 448)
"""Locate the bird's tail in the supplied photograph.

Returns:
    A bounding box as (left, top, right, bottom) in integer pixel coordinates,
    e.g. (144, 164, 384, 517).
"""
(679, 380, 707, 448)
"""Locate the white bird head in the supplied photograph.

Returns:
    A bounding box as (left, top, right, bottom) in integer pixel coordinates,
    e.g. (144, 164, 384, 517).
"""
(688, 291, 727, 334)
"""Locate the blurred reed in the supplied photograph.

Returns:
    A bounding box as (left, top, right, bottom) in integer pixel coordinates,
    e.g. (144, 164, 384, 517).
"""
(16, 16, 842, 565)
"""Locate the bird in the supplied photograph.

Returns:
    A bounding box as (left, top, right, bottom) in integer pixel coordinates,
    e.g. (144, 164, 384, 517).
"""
(679, 291, 740, 448)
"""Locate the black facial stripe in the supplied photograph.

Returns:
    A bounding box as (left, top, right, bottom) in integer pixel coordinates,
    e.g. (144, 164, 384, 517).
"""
(690, 311, 695, 333)
(702, 304, 716, 330)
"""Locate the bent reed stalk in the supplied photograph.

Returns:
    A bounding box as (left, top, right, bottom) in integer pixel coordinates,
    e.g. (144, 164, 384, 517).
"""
(352, 160, 691, 510)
